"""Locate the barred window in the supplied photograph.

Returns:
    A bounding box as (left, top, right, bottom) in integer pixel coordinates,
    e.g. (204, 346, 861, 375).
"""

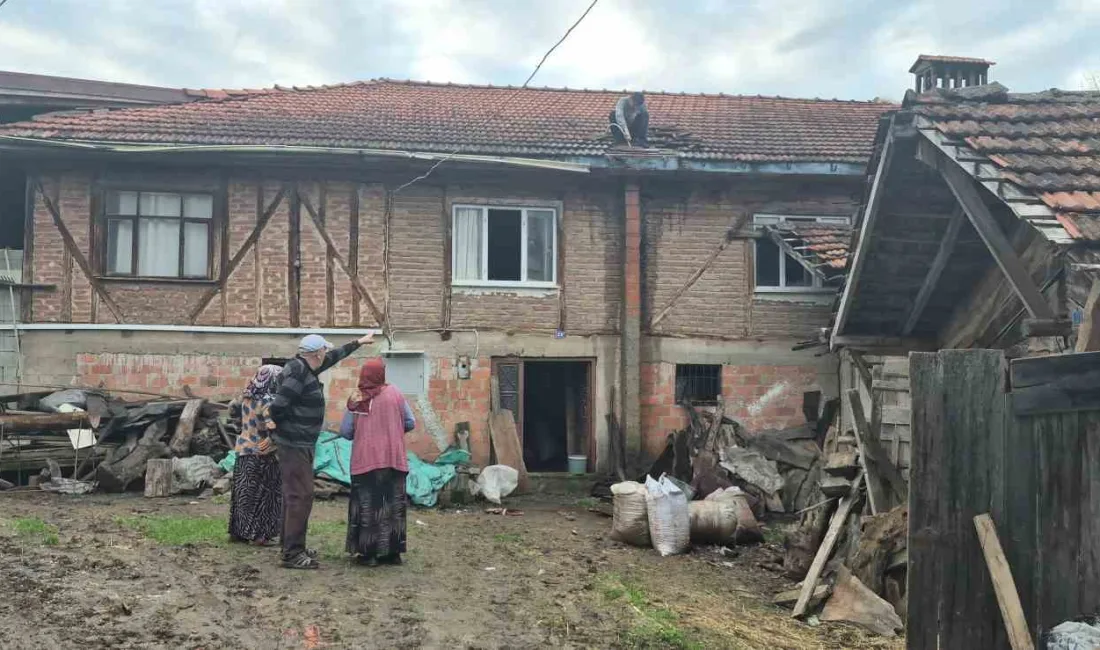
(675, 364, 722, 404)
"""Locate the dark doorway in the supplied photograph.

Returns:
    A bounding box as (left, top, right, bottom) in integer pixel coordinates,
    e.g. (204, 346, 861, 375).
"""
(521, 360, 590, 472)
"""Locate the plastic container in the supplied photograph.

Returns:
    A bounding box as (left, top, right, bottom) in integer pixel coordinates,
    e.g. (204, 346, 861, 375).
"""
(567, 454, 588, 475)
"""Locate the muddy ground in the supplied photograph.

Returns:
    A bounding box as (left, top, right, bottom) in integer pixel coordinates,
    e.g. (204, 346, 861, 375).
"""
(0, 491, 904, 649)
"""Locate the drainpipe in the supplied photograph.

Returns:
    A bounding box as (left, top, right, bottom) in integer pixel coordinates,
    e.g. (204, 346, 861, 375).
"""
(621, 180, 642, 469)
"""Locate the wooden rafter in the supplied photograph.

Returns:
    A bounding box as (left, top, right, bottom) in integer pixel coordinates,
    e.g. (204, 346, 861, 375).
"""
(763, 226, 842, 284)
(922, 139, 1055, 320)
(33, 178, 124, 323)
(901, 207, 965, 336)
(832, 119, 896, 341)
(188, 184, 287, 324)
(297, 187, 386, 327)
(649, 211, 750, 329)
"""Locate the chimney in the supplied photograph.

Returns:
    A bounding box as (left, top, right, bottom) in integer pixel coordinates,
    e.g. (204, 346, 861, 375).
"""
(910, 55, 994, 93)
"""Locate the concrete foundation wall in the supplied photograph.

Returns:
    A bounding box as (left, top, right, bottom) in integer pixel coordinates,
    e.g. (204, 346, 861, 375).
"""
(18, 329, 835, 468)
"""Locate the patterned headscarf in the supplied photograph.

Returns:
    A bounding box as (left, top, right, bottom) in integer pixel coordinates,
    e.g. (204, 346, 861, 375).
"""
(243, 364, 283, 401)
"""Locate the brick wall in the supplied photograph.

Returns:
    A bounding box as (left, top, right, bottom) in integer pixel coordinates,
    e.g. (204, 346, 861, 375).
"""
(75, 350, 497, 467)
(643, 176, 860, 340)
(640, 361, 821, 458)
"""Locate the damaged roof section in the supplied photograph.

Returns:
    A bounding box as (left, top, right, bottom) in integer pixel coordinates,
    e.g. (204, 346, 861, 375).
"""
(764, 221, 852, 285)
(0, 79, 892, 164)
(912, 84, 1100, 241)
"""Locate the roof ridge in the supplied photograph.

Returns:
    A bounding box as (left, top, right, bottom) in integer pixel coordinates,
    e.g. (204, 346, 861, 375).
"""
(368, 77, 893, 104)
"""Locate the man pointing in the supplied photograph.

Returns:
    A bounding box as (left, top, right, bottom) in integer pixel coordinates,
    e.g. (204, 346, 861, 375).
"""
(270, 332, 374, 569)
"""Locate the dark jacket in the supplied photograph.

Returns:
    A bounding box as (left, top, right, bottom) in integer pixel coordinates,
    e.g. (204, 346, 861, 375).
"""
(269, 340, 361, 449)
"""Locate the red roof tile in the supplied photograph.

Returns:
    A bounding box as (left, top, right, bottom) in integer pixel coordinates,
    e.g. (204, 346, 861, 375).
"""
(0, 79, 891, 163)
(913, 86, 1100, 240)
(765, 221, 852, 282)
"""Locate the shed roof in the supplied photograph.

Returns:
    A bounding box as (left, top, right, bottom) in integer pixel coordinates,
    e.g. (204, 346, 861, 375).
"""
(0, 79, 891, 164)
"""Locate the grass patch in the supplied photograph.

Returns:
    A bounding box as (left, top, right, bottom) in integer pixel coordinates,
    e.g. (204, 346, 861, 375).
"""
(211, 494, 230, 506)
(761, 525, 787, 546)
(575, 497, 600, 509)
(599, 573, 702, 650)
(11, 517, 60, 546)
(493, 532, 523, 544)
(307, 520, 347, 560)
(116, 515, 228, 546)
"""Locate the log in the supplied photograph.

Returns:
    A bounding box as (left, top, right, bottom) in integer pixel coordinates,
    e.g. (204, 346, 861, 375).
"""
(97, 420, 170, 493)
(824, 450, 861, 479)
(848, 505, 908, 596)
(169, 399, 205, 457)
(1020, 318, 1072, 338)
(0, 411, 90, 433)
(143, 459, 173, 497)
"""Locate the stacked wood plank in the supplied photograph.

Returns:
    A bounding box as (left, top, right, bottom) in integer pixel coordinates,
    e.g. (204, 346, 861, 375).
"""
(0, 388, 234, 490)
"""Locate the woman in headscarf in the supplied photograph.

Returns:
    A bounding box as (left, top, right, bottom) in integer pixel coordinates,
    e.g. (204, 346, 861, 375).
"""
(228, 364, 284, 546)
(339, 357, 415, 566)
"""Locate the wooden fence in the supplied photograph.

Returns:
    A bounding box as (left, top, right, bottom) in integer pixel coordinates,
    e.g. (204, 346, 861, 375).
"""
(908, 349, 1100, 649)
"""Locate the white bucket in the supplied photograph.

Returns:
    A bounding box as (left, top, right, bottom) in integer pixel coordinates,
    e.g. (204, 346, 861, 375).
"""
(567, 454, 587, 475)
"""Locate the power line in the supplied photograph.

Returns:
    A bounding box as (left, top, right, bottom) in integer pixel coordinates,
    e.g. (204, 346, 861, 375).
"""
(392, 0, 600, 194)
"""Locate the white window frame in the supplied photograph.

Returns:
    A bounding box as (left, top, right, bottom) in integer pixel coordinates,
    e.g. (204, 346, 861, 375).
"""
(752, 214, 850, 294)
(451, 204, 558, 289)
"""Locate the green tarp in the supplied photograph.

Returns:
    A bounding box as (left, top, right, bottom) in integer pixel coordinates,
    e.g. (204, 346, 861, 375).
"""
(218, 433, 470, 507)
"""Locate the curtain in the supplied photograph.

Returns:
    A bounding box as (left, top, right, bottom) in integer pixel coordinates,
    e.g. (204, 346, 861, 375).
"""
(453, 207, 482, 281)
(183, 222, 209, 277)
(107, 219, 133, 274)
(526, 210, 554, 282)
(138, 218, 180, 277)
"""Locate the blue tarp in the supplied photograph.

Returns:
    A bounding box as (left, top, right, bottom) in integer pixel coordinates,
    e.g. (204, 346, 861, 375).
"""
(219, 433, 470, 507)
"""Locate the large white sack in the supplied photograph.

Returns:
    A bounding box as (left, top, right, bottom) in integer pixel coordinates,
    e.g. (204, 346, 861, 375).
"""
(609, 481, 650, 547)
(476, 465, 519, 504)
(645, 474, 690, 556)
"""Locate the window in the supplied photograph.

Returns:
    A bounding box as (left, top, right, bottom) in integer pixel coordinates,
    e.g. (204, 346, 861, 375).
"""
(105, 190, 213, 278)
(675, 364, 722, 404)
(753, 214, 849, 292)
(452, 205, 557, 287)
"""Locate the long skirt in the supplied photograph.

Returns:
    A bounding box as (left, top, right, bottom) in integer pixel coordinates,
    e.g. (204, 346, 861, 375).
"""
(228, 454, 283, 543)
(345, 468, 408, 559)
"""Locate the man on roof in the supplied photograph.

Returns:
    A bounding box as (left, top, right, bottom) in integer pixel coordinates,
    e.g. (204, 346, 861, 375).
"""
(609, 92, 649, 148)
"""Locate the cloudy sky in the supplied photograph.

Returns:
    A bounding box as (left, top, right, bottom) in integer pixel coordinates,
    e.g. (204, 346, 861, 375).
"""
(1, 0, 1096, 102)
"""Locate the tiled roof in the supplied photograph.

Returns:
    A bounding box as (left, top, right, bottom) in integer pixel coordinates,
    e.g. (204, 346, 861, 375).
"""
(765, 221, 852, 282)
(0, 79, 891, 163)
(912, 84, 1100, 240)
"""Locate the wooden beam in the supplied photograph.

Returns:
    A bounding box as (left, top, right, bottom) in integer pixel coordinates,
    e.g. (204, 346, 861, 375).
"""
(298, 189, 386, 326)
(1020, 318, 1072, 338)
(217, 175, 230, 325)
(929, 140, 1055, 320)
(33, 178, 124, 323)
(649, 212, 749, 329)
(792, 472, 865, 618)
(1075, 277, 1100, 352)
(832, 121, 896, 339)
(846, 349, 873, 392)
(831, 335, 934, 353)
(189, 184, 287, 324)
(974, 513, 1035, 650)
(288, 188, 301, 327)
(902, 207, 965, 336)
(441, 185, 452, 330)
(320, 182, 334, 328)
(847, 388, 908, 508)
(845, 389, 889, 513)
(349, 185, 361, 327)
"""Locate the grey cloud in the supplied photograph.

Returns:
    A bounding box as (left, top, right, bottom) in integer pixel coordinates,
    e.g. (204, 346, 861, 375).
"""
(0, 0, 1095, 100)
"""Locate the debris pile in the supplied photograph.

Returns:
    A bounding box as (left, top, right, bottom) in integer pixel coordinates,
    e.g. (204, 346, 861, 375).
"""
(0, 387, 235, 493)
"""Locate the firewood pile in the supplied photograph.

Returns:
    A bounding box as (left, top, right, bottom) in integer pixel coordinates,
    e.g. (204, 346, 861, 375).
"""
(641, 392, 908, 638)
(0, 388, 237, 493)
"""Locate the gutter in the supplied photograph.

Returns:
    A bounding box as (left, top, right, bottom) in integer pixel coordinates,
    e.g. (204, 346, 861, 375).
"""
(0, 135, 868, 176)
(14, 323, 383, 336)
(0, 136, 592, 174)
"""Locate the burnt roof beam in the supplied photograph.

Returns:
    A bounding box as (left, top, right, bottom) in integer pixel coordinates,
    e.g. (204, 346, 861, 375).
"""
(918, 138, 1055, 320)
(900, 206, 966, 336)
